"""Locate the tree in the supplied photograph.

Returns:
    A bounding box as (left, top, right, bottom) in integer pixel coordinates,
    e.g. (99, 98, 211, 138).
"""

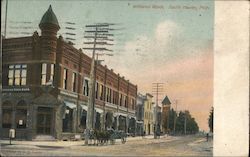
(208, 107, 213, 133)
(175, 110, 199, 134)
(162, 109, 199, 134)
(168, 109, 177, 132)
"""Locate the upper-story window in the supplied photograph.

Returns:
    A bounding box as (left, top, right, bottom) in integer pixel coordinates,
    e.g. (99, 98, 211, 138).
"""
(83, 78, 89, 96)
(95, 82, 99, 99)
(109, 88, 112, 103)
(72, 72, 77, 92)
(131, 98, 135, 110)
(106, 87, 109, 102)
(99, 84, 104, 100)
(50, 64, 54, 82)
(63, 69, 68, 89)
(119, 93, 123, 106)
(41, 63, 47, 85)
(41, 63, 54, 85)
(8, 64, 27, 86)
(112, 91, 116, 104)
(124, 95, 127, 107)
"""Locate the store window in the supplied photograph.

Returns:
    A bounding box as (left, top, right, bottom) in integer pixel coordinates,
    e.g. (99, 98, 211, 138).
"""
(2, 101, 12, 128)
(8, 64, 27, 86)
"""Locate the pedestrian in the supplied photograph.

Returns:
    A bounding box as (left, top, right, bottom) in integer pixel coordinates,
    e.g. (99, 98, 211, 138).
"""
(206, 133, 209, 142)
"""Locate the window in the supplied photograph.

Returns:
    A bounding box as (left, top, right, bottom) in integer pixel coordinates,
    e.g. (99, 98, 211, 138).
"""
(95, 82, 99, 99)
(131, 99, 135, 110)
(41, 63, 47, 85)
(109, 88, 112, 103)
(99, 84, 104, 100)
(2, 101, 12, 128)
(72, 72, 77, 92)
(50, 64, 54, 82)
(8, 64, 27, 86)
(112, 91, 116, 104)
(63, 69, 68, 89)
(106, 87, 109, 102)
(83, 79, 89, 96)
(124, 95, 127, 107)
(119, 93, 122, 106)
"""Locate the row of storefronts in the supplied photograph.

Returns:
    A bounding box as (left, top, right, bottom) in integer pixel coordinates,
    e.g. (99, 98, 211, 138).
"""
(0, 5, 137, 140)
(1, 86, 137, 140)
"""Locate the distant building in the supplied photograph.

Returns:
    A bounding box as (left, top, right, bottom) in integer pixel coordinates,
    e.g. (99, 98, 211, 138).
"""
(154, 105, 162, 134)
(143, 93, 154, 135)
(161, 95, 171, 134)
(135, 93, 146, 135)
(1, 5, 137, 140)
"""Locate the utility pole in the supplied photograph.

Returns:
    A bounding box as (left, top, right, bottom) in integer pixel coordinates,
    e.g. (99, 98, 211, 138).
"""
(4, 0, 8, 37)
(173, 100, 178, 135)
(152, 83, 164, 139)
(82, 23, 115, 145)
(184, 110, 187, 135)
(184, 103, 188, 135)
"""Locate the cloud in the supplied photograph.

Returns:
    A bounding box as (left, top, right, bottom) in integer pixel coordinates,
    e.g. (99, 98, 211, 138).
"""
(102, 20, 213, 131)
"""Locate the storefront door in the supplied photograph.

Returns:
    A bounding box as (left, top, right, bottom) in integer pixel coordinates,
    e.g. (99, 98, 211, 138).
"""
(37, 107, 53, 135)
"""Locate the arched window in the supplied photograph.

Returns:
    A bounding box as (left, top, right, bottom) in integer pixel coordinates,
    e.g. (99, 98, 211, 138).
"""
(2, 101, 13, 128)
(16, 100, 27, 129)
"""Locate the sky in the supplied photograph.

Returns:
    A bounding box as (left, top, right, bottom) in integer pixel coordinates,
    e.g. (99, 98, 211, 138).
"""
(1, 0, 214, 131)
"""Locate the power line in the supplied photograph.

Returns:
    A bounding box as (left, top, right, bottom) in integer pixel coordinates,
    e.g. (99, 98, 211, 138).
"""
(83, 23, 116, 145)
(152, 82, 164, 139)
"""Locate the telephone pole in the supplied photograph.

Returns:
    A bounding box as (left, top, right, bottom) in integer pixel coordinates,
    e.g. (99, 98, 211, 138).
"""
(184, 110, 187, 135)
(152, 83, 164, 139)
(4, 0, 8, 37)
(83, 23, 115, 145)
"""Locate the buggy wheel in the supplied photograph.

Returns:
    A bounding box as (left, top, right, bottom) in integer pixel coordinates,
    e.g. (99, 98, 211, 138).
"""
(121, 137, 126, 144)
(110, 139, 115, 145)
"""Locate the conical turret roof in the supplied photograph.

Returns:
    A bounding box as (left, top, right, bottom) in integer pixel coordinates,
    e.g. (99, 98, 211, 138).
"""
(162, 95, 171, 106)
(39, 5, 60, 28)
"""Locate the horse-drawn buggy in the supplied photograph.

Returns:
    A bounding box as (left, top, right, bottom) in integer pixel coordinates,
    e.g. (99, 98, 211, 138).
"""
(86, 128, 127, 145)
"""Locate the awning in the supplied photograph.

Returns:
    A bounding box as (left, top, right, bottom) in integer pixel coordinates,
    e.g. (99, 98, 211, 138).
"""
(95, 107, 103, 113)
(64, 101, 77, 109)
(80, 104, 88, 111)
(115, 112, 127, 117)
(136, 121, 143, 124)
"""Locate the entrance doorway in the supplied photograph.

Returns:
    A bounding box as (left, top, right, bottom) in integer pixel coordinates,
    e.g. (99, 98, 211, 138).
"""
(37, 107, 53, 135)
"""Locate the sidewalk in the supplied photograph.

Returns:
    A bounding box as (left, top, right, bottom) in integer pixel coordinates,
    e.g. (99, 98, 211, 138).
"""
(0, 135, 164, 148)
(0, 134, 176, 150)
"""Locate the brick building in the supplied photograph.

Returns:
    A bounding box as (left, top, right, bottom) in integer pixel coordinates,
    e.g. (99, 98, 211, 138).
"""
(1, 5, 137, 140)
(161, 95, 171, 134)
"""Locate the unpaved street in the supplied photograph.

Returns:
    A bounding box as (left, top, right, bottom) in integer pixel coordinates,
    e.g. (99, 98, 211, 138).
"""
(1, 135, 212, 156)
